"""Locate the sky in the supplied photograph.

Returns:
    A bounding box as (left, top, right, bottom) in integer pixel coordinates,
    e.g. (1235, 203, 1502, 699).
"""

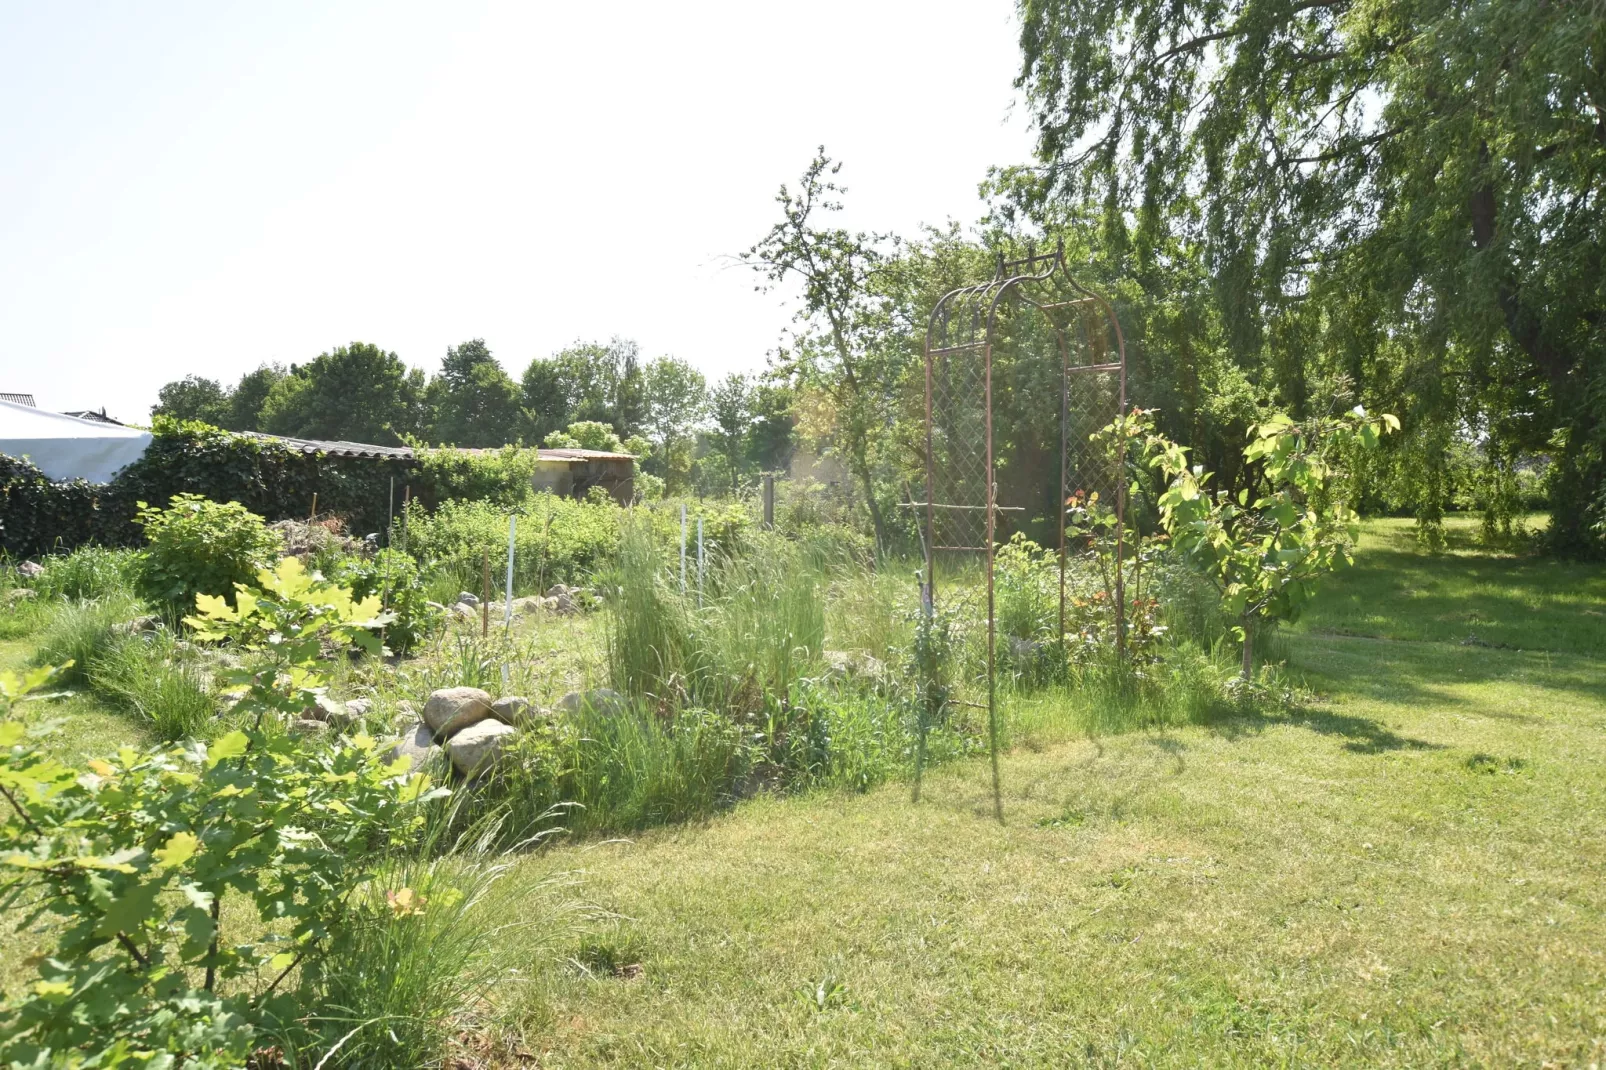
(0, 1, 1036, 421)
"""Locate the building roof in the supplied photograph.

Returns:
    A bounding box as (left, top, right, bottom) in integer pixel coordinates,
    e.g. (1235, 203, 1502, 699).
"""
(0, 393, 37, 407)
(244, 432, 415, 460)
(0, 398, 153, 483)
(61, 408, 124, 425)
(537, 448, 636, 462)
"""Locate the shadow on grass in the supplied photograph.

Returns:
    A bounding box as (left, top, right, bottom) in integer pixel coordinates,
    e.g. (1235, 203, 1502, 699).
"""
(1209, 702, 1444, 755)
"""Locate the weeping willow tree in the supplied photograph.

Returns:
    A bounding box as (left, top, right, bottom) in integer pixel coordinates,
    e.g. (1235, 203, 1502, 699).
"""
(1009, 0, 1606, 554)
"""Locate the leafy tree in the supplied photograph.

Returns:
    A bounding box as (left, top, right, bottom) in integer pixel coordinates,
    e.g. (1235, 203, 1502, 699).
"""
(223, 363, 285, 431)
(259, 342, 426, 445)
(642, 356, 708, 494)
(150, 375, 230, 426)
(426, 338, 523, 447)
(543, 420, 626, 452)
(709, 373, 751, 494)
(1012, 0, 1606, 555)
(746, 378, 796, 474)
(1124, 405, 1397, 678)
(521, 337, 646, 444)
(743, 150, 901, 550)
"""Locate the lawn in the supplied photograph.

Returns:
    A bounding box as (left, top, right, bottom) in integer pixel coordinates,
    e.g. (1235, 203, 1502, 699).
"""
(499, 520, 1606, 1067)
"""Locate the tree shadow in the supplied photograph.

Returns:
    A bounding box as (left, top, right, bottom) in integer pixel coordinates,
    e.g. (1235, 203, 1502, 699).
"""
(1209, 703, 1444, 755)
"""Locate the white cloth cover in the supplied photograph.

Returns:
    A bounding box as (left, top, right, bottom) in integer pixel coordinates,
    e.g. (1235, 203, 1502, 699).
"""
(0, 399, 153, 484)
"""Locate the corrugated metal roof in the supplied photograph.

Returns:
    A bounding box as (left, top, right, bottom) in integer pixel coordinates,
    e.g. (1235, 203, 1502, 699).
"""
(0, 393, 37, 407)
(538, 448, 636, 462)
(244, 432, 415, 460)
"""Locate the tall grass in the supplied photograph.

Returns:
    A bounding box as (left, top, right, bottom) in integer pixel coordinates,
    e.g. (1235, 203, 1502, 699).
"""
(87, 631, 217, 741)
(604, 521, 824, 713)
(292, 819, 575, 1068)
(31, 592, 147, 684)
(34, 546, 142, 602)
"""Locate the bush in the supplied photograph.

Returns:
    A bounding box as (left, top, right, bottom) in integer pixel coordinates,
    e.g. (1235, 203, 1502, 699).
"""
(135, 494, 281, 608)
(413, 445, 541, 508)
(402, 493, 620, 595)
(330, 548, 443, 653)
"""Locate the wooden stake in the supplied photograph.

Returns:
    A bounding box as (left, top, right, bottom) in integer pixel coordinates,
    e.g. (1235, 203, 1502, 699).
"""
(309, 493, 317, 522)
(481, 554, 491, 638)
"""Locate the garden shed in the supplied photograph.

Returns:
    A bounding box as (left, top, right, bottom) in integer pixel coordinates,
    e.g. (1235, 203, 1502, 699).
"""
(531, 448, 635, 504)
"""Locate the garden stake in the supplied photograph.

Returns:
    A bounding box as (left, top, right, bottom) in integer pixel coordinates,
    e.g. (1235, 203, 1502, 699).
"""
(680, 504, 687, 594)
(505, 513, 516, 633)
(481, 554, 490, 638)
(697, 516, 704, 608)
(308, 493, 317, 522)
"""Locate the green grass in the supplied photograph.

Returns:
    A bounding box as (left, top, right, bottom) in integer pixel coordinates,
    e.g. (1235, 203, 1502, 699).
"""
(492, 518, 1606, 1066)
(1294, 514, 1606, 655)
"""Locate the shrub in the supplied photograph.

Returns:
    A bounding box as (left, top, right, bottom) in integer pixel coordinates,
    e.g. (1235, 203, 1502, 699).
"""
(414, 445, 540, 508)
(403, 493, 620, 594)
(135, 494, 281, 608)
(330, 548, 443, 653)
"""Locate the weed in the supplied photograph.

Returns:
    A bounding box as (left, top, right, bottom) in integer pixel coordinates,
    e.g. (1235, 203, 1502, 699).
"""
(31, 592, 147, 685)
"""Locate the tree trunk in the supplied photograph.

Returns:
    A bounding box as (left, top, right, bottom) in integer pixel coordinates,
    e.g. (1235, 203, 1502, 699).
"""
(1240, 615, 1255, 681)
(848, 440, 888, 556)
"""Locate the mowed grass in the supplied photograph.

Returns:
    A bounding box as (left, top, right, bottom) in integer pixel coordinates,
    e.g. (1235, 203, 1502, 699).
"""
(502, 520, 1606, 1067)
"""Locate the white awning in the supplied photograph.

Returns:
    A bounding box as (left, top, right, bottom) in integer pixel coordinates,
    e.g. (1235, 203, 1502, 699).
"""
(0, 398, 152, 484)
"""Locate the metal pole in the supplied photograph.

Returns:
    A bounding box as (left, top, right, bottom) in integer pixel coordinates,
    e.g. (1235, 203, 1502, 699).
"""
(696, 516, 704, 608)
(1058, 330, 1070, 667)
(481, 554, 490, 639)
(387, 476, 395, 549)
(505, 514, 516, 632)
(984, 340, 1003, 824)
(763, 474, 775, 530)
(679, 504, 687, 594)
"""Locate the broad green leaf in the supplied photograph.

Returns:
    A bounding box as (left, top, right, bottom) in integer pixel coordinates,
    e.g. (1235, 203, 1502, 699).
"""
(153, 832, 200, 870)
(207, 731, 249, 768)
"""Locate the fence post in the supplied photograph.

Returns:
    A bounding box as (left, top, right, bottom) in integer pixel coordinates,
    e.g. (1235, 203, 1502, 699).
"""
(387, 476, 395, 548)
(763, 474, 775, 530)
(697, 516, 705, 608)
(679, 504, 687, 594)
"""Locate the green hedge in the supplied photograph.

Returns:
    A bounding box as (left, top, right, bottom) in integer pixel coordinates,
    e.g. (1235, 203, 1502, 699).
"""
(0, 419, 410, 559)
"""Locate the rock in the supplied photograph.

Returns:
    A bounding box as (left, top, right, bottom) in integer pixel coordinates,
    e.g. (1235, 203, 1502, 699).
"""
(3, 588, 36, 604)
(291, 718, 331, 736)
(556, 688, 630, 718)
(823, 650, 885, 682)
(548, 591, 579, 615)
(112, 614, 162, 638)
(511, 596, 544, 615)
(345, 698, 373, 719)
(490, 695, 531, 725)
(1006, 636, 1043, 660)
(384, 721, 443, 770)
(422, 686, 496, 738)
(447, 719, 517, 776)
(17, 561, 45, 579)
(456, 592, 480, 607)
(302, 693, 350, 724)
(543, 584, 570, 599)
(450, 602, 478, 622)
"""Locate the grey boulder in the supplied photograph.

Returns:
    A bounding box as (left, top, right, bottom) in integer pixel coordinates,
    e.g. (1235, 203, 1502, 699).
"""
(422, 686, 496, 738)
(447, 720, 517, 776)
(556, 688, 630, 718)
(385, 721, 443, 771)
(490, 695, 533, 725)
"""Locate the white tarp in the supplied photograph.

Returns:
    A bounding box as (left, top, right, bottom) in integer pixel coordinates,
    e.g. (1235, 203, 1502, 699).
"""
(0, 399, 152, 484)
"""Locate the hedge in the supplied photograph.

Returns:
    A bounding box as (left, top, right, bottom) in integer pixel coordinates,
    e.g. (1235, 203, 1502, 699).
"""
(1, 419, 411, 559)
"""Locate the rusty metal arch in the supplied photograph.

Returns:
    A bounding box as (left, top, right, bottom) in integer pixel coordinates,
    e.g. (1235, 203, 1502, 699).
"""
(912, 241, 1128, 820)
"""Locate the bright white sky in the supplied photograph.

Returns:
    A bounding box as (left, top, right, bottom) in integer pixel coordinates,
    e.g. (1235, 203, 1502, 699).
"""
(0, 1, 1035, 421)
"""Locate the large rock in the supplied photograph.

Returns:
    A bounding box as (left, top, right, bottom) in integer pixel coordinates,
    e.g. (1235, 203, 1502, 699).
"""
(556, 688, 630, 718)
(447, 720, 517, 777)
(3, 588, 35, 604)
(112, 614, 162, 638)
(450, 603, 478, 622)
(490, 695, 532, 725)
(422, 686, 496, 738)
(344, 697, 373, 719)
(823, 650, 886, 682)
(385, 721, 443, 771)
(511, 596, 544, 616)
(16, 561, 44, 580)
(290, 718, 330, 737)
(456, 591, 480, 607)
(303, 693, 352, 724)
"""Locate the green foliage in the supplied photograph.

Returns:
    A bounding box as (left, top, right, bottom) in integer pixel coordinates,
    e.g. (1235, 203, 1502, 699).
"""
(34, 546, 142, 602)
(1012, 0, 1604, 555)
(151, 374, 231, 426)
(32, 592, 148, 686)
(1133, 406, 1397, 676)
(330, 548, 442, 654)
(88, 631, 218, 742)
(543, 420, 626, 452)
(414, 444, 541, 508)
(135, 494, 281, 609)
(403, 494, 621, 594)
(425, 338, 523, 448)
(260, 341, 426, 445)
(521, 337, 645, 445)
